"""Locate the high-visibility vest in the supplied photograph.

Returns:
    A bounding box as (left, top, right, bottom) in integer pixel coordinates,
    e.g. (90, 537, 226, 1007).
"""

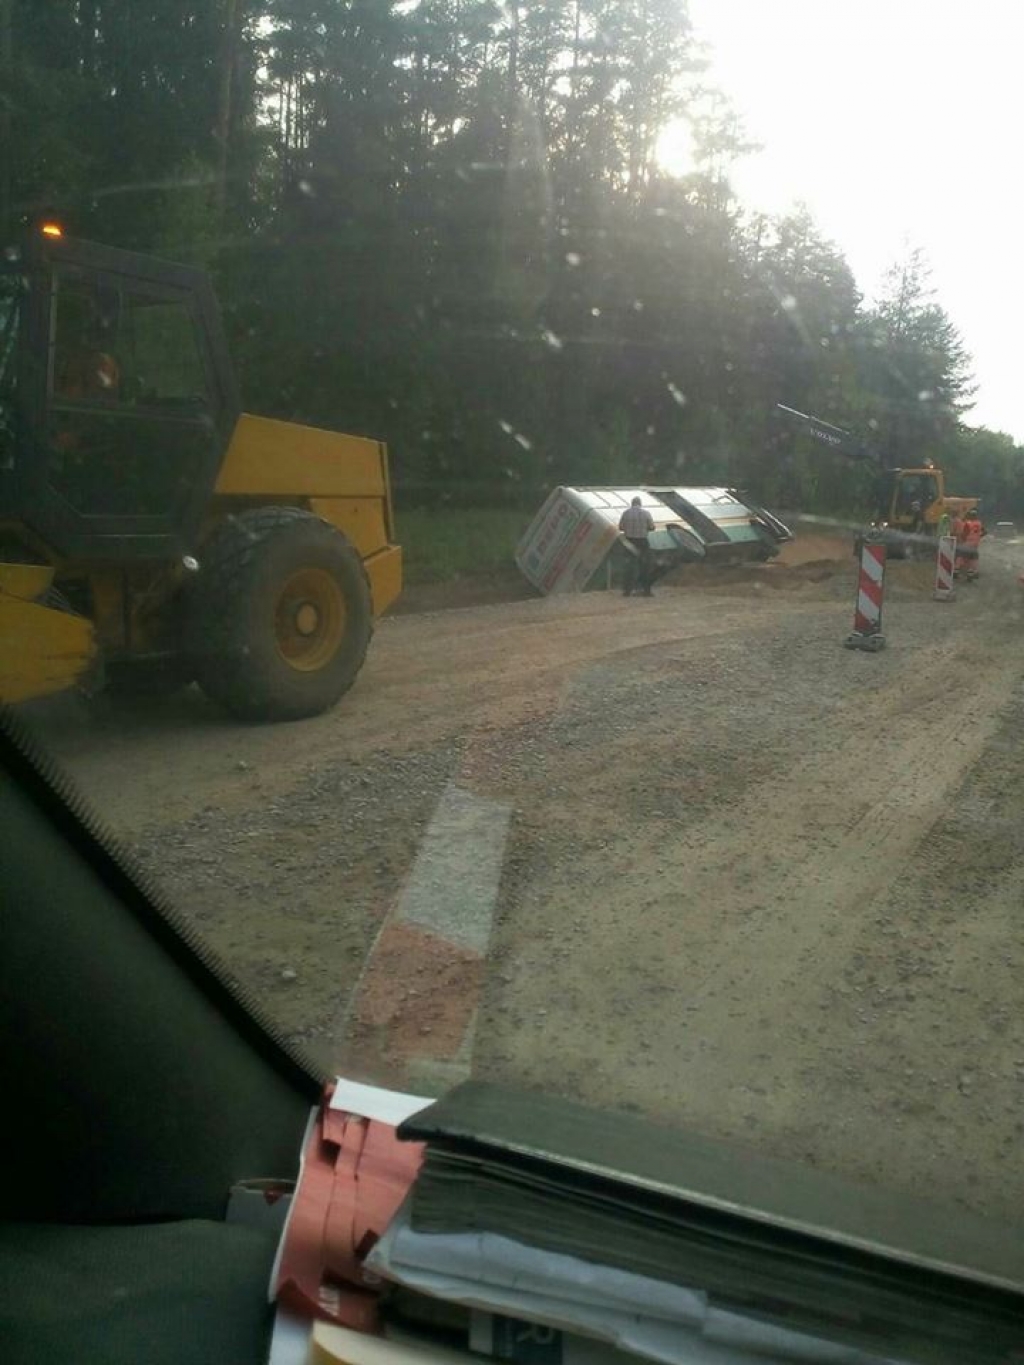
(963, 518, 983, 548)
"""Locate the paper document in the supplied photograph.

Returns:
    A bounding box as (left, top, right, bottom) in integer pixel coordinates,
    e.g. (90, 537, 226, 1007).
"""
(308, 1320, 472, 1364)
(367, 1204, 906, 1365)
(330, 1077, 434, 1127)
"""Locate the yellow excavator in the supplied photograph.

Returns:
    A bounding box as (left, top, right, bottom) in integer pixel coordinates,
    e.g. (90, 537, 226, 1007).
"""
(0, 222, 401, 720)
(777, 404, 977, 557)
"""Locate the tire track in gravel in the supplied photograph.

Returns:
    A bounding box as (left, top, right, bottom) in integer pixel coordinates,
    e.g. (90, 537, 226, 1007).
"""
(472, 587, 1024, 1217)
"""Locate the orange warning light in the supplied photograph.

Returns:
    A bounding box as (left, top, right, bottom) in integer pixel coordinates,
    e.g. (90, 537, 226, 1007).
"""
(40, 222, 63, 239)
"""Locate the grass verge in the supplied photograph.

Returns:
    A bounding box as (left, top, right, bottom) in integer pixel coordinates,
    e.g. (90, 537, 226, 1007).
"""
(397, 506, 528, 585)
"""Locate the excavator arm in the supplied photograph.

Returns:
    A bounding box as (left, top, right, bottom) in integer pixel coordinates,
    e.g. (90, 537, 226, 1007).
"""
(774, 403, 967, 556)
(775, 404, 881, 467)
(775, 403, 902, 526)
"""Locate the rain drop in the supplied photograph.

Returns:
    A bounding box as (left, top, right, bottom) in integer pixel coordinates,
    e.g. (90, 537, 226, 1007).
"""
(541, 329, 564, 351)
(497, 419, 533, 451)
(590, 307, 601, 317)
(298, 178, 314, 196)
(917, 389, 934, 402)
(565, 252, 582, 267)
(780, 294, 797, 312)
(667, 382, 687, 407)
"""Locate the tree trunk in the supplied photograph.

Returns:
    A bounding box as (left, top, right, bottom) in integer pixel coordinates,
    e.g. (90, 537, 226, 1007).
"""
(568, 0, 581, 156)
(78, 0, 98, 78)
(214, 0, 240, 222)
(0, 0, 11, 233)
(505, 1, 519, 140)
(628, 0, 650, 195)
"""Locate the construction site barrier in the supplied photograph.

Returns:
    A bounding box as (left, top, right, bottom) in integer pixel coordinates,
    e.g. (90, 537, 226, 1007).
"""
(845, 538, 886, 652)
(933, 535, 956, 602)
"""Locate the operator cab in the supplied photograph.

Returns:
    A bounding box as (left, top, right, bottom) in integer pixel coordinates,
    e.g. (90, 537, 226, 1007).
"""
(0, 223, 238, 562)
(877, 468, 942, 527)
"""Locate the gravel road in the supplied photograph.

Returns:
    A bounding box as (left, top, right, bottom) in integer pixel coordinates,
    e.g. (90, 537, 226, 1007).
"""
(28, 532, 1024, 1222)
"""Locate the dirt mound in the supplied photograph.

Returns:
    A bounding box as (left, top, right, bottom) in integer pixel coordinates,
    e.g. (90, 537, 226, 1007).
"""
(789, 557, 849, 581)
(665, 554, 852, 595)
(777, 530, 853, 566)
(886, 560, 943, 596)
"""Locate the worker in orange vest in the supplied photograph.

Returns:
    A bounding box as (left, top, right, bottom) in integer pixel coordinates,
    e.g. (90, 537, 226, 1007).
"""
(949, 510, 966, 577)
(959, 508, 985, 580)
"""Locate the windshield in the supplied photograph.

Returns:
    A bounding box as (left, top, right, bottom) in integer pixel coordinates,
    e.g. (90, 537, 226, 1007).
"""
(5, 1, 1024, 1345)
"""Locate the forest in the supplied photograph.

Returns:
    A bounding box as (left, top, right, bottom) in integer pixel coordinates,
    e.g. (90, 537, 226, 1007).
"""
(4, 0, 1022, 521)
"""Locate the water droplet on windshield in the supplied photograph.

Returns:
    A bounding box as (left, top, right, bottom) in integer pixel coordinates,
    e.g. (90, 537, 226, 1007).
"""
(541, 329, 563, 350)
(498, 419, 533, 450)
(780, 294, 797, 311)
(590, 307, 601, 317)
(667, 382, 687, 407)
(565, 252, 582, 267)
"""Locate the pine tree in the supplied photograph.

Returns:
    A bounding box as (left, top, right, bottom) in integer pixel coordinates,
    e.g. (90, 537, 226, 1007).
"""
(864, 247, 975, 466)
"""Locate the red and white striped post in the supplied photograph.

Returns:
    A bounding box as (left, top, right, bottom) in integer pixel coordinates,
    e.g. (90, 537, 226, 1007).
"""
(845, 537, 886, 652)
(933, 535, 957, 602)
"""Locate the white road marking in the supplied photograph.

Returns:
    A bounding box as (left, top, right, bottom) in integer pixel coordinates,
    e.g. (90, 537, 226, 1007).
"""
(394, 781, 512, 955)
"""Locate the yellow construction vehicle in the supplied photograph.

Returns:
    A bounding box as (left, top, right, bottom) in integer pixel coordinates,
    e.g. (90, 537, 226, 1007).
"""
(0, 222, 401, 720)
(777, 404, 977, 557)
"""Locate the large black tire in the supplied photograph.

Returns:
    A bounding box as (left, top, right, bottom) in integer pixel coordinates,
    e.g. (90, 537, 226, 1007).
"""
(187, 507, 373, 722)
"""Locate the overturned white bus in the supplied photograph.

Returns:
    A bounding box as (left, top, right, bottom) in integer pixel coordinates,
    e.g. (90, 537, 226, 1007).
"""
(515, 486, 793, 595)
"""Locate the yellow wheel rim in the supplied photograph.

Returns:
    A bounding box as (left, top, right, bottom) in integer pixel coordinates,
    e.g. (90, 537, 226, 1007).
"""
(274, 568, 346, 673)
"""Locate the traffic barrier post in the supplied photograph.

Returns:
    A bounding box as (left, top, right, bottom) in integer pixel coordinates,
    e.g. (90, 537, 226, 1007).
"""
(844, 538, 886, 652)
(933, 535, 956, 602)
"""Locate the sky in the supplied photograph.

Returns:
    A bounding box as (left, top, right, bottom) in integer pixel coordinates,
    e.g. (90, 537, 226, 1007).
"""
(657, 0, 1024, 440)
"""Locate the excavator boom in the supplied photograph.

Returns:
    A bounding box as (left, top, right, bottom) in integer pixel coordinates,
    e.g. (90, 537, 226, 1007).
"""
(775, 404, 878, 466)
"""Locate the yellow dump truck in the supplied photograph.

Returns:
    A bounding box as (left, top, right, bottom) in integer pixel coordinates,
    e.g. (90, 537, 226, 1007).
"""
(0, 223, 400, 720)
